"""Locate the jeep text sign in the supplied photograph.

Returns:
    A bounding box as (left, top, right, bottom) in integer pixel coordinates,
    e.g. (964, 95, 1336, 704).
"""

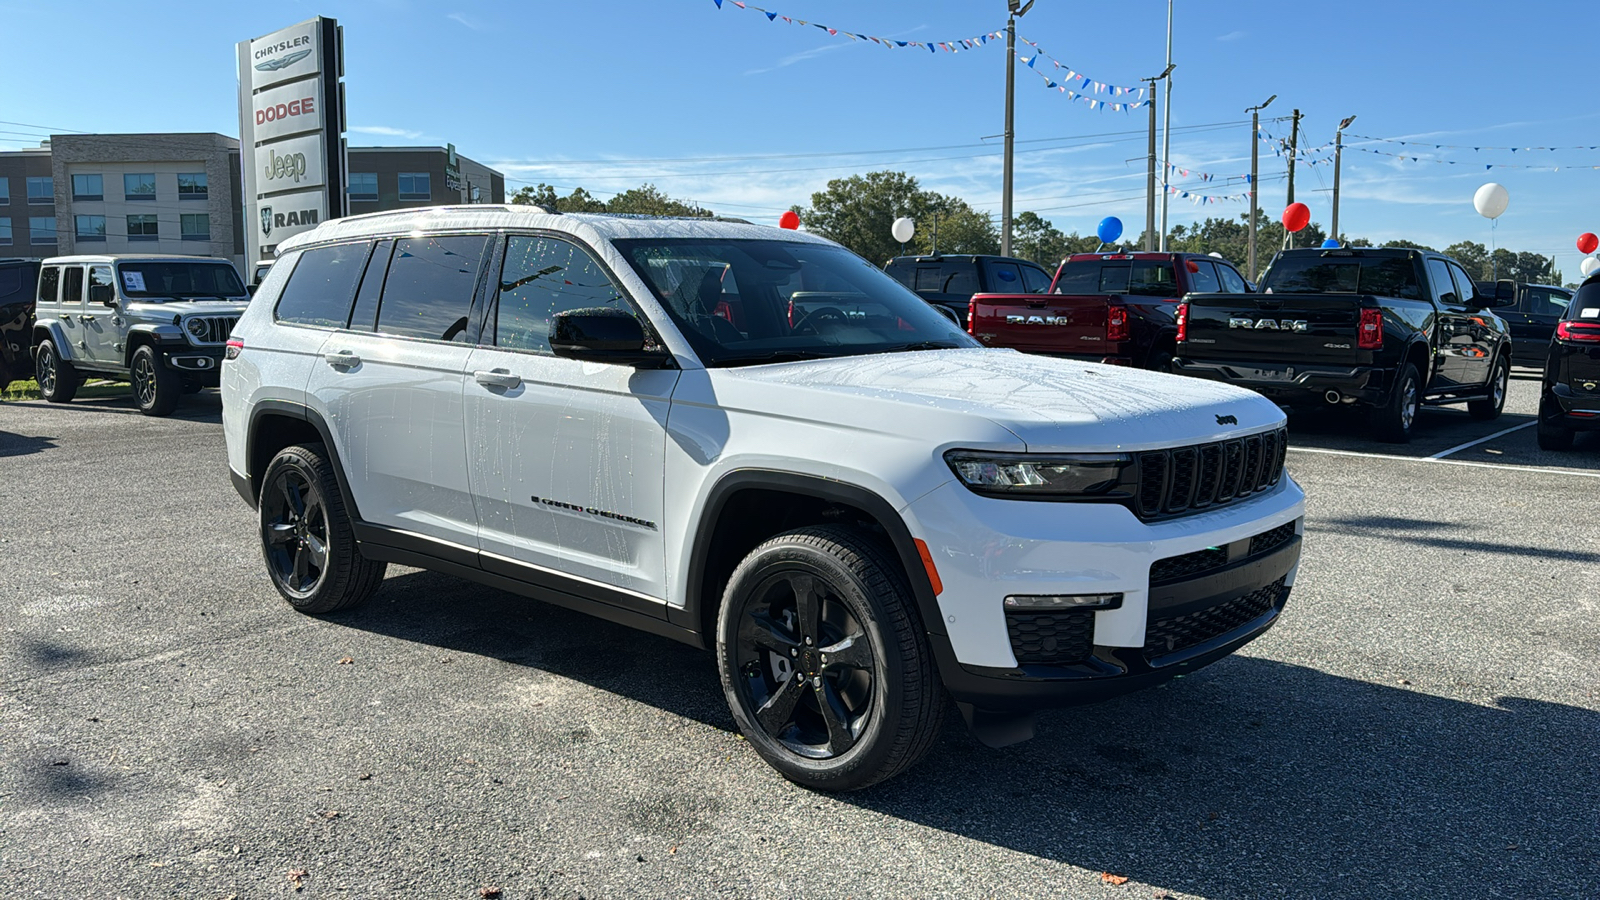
(237, 16, 346, 263)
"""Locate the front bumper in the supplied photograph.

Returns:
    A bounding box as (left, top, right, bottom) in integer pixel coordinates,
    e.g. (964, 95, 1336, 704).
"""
(905, 476, 1305, 710)
(1174, 358, 1387, 406)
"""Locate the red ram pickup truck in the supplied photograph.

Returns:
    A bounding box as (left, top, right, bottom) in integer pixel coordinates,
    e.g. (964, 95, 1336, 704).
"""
(968, 252, 1252, 370)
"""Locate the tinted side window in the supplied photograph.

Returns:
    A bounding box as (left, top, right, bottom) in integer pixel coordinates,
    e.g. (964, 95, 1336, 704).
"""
(988, 262, 1023, 290)
(1447, 264, 1479, 306)
(1526, 288, 1571, 318)
(912, 267, 943, 292)
(495, 235, 629, 354)
(38, 266, 59, 305)
(1426, 259, 1459, 306)
(885, 265, 913, 288)
(376, 234, 489, 342)
(88, 265, 113, 300)
(1187, 260, 1221, 293)
(275, 242, 371, 328)
(1021, 265, 1053, 293)
(940, 265, 978, 295)
(1218, 265, 1248, 293)
(62, 266, 84, 306)
(348, 239, 394, 332)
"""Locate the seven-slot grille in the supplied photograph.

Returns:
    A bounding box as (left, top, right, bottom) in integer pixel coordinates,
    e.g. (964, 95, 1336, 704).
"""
(185, 315, 239, 345)
(1143, 577, 1287, 659)
(1135, 427, 1287, 520)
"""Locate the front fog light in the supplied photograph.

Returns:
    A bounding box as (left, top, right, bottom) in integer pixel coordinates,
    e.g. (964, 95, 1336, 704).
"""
(1003, 593, 1123, 611)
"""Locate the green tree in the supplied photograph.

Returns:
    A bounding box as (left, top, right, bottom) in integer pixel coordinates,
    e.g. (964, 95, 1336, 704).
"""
(509, 183, 606, 213)
(794, 171, 925, 264)
(915, 193, 999, 257)
(605, 183, 712, 217)
(1013, 212, 1103, 267)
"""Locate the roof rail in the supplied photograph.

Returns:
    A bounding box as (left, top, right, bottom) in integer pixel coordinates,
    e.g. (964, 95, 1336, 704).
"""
(575, 212, 753, 226)
(330, 204, 551, 227)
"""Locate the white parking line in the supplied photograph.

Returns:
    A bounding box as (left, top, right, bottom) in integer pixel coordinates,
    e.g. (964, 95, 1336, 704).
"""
(1428, 421, 1536, 459)
(1287, 445, 1600, 479)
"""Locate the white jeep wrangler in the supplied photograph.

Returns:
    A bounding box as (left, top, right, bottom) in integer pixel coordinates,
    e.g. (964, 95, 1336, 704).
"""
(33, 254, 250, 415)
(222, 206, 1305, 790)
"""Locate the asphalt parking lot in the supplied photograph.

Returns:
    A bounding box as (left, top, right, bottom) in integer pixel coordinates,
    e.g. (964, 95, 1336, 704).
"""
(2, 371, 1596, 900)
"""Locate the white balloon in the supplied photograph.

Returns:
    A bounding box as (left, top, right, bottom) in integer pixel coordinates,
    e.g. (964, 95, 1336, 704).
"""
(1582, 256, 1599, 277)
(1473, 182, 1509, 219)
(891, 217, 915, 243)
(1208, 251, 1223, 258)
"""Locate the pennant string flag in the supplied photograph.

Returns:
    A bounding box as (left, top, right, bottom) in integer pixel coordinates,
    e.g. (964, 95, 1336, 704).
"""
(711, 0, 1005, 53)
(1346, 133, 1600, 153)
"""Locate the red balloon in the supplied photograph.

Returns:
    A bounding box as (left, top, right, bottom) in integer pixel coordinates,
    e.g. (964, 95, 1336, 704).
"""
(1579, 233, 1598, 254)
(779, 210, 800, 230)
(1282, 202, 1310, 233)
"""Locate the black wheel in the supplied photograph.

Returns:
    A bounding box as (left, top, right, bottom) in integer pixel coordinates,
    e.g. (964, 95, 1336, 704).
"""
(259, 443, 386, 615)
(1468, 354, 1509, 420)
(716, 525, 945, 791)
(1371, 362, 1421, 443)
(35, 340, 79, 403)
(130, 345, 180, 417)
(1145, 341, 1175, 373)
(1537, 397, 1575, 451)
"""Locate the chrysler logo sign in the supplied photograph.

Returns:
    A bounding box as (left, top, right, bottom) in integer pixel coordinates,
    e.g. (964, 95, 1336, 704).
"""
(254, 48, 312, 71)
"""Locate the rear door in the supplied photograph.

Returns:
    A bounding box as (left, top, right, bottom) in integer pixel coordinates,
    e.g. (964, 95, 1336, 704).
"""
(1447, 261, 1496, 385)
(57, 266, 95, 364)
(1426, 258, 1477, 388)
(462, 232, 677, 607)
(1512, 285, 1571, 364)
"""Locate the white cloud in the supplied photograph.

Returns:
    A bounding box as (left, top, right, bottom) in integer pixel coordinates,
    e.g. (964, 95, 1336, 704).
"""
(350, 125, 425, 139)
(1216, 30, 1246, 41)
(447, 12, 485, 31)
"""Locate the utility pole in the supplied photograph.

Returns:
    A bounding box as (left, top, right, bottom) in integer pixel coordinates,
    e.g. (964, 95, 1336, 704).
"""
(1143, 63, 1174, 251)
(1001, 0, 1034, 257)
(1331, 114, 1356, 245)
(1286, 108, 1302, 206)
(1246, 94, 1276, 281)
(1157, 0, 1174, 251)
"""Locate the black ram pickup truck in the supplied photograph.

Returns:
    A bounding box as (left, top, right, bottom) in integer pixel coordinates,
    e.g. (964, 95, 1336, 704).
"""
(884, 253, 1054, 325)
(1173, 247, 1515, 442)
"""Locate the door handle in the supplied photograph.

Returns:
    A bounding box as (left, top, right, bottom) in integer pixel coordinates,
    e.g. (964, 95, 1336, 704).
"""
(78, 315, 93, 323)
(474, 368, 522, 389)
(323, 350, 361, 368)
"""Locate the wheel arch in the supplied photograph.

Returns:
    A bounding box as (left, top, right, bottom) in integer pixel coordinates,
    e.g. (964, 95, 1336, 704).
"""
(1405, 339, 1432, 390)
(673, 470, 947, 651)
(31, 320, 74, 361)
(242, 400, 361, 520)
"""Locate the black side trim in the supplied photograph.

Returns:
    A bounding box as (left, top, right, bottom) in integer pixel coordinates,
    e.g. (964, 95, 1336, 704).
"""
(352, 529, 697, 649)
(230, 467, 254, 507)
(676, 469, 950, 654)
(245, 400, 361, 520)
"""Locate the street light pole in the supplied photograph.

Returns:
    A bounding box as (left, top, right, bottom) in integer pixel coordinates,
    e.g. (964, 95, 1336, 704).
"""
(1001, 0, 1034, 257)
(1157, 0, 1174, 251)
(1331, 114, 1356, 245)
(1142, 63, 1173, 251)
(1245, 94, 1275, 281)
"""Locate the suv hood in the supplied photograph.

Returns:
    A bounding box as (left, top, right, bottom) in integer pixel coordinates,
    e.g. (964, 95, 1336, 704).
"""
(720, 348, 1284, 451)
(128, 299, 250, 316)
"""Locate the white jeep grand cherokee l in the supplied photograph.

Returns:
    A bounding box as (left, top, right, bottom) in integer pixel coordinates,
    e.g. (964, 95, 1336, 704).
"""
(222, 206, 1305, 790)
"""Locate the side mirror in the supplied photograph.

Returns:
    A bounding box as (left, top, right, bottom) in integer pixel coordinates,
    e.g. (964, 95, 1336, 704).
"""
(550, 308, 670, 367)
(88, 283, 115, 306)
(1493, 279, 1517, 306)
(246, 283, 259, 298)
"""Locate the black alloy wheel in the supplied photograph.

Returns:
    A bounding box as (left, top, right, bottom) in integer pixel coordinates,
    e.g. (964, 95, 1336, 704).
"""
(717, 525, 945, 791)
(1468, 355, 1510, 420)
(35, 340, 79, 403)
(257, 443, 386, 614)
(1371, 362, 1421, 443)
(130, 345, 179, 417)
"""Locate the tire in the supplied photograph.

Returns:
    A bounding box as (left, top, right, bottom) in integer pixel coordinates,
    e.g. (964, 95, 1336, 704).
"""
(716, 525, 945, 791)
(258, 443, 387, 615)
(1537, 397, 1575, 451)
(130, 345, 180, 417)
(34, 340, 79, 403)
(1145, 341, 1175, 374)
(1467, 354, 1510, 420)
(1370, 362, 1422, 443)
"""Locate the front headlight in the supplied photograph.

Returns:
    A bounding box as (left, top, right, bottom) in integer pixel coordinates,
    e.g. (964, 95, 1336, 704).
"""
(185, 317, 207, 339)
(944, 450, 1134, 498)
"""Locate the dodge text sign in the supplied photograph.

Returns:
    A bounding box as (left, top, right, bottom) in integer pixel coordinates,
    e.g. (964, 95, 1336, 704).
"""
(251, 80, 323, 143)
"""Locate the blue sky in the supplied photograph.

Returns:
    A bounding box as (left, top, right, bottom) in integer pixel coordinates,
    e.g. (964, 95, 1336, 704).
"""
(5, 0, 1596, 273)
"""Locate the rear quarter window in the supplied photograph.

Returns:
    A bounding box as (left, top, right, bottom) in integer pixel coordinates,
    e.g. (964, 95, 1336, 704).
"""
(274, 242, 373, 328)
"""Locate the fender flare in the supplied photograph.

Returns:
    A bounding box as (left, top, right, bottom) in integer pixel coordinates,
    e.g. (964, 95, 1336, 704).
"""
(124, 323, 186, 367)
(242, 399, 362, 521)
(670, 468, 948, 647)
(31, 319, 76, 361)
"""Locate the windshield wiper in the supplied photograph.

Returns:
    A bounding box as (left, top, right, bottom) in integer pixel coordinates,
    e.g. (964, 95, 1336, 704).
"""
(878, 340, 965, 353)
(709, 349, 841, 366)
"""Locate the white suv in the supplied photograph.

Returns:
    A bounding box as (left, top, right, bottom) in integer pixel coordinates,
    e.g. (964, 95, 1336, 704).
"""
(222, 206, 1305, 790)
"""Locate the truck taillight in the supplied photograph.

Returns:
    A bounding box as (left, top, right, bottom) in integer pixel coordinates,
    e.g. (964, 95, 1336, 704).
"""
(1107, 305, 1129, 342)
(225, 338, 244, 360)
(1175, 302, 1188, 342)
(1358, 308, 1383, 349)
(967, 297, 976, 333)
(1556, 321, 1600, 342)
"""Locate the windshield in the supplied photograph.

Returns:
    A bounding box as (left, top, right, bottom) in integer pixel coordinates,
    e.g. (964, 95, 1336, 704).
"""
(1261, 255, 1422, 300)
(1053, 259, 1176, 297)
(613, 238, 978, 366)
(117, 261, 246, 299)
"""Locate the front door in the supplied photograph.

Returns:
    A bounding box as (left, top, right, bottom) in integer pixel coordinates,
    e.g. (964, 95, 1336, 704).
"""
(80, 265, 122, 366)
(463, 233, 678, 608)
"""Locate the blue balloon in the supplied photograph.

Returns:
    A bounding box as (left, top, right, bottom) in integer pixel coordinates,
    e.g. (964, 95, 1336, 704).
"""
(1097, 216, 1123, 244)
(1321, 238, 1341, 248)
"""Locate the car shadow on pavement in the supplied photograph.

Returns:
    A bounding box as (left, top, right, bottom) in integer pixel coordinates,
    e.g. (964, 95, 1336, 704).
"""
(4, 393, 223, 422)
(1318, 514, 1600, 563)
(334, 569, 1598, 898)
(0, 429, 57, 457)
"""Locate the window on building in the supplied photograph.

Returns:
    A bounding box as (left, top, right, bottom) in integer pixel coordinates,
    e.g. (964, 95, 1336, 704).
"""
(124, 173, 157, 201)
(348, 172, 378, 201)
(75, 215, 106, 242)
(0, 218, 10, 246)
(177, 172, 208, 199)
(397, 173, 431, 201)
(0, 178, 9, 204)
(71, 174, 103, 201)
(27, 177, 52, 204)
(127, 214, 159, 241)
(30, 217, 56, 243)
(180, 213, 210, 241)
(376, 234, 488, 340)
